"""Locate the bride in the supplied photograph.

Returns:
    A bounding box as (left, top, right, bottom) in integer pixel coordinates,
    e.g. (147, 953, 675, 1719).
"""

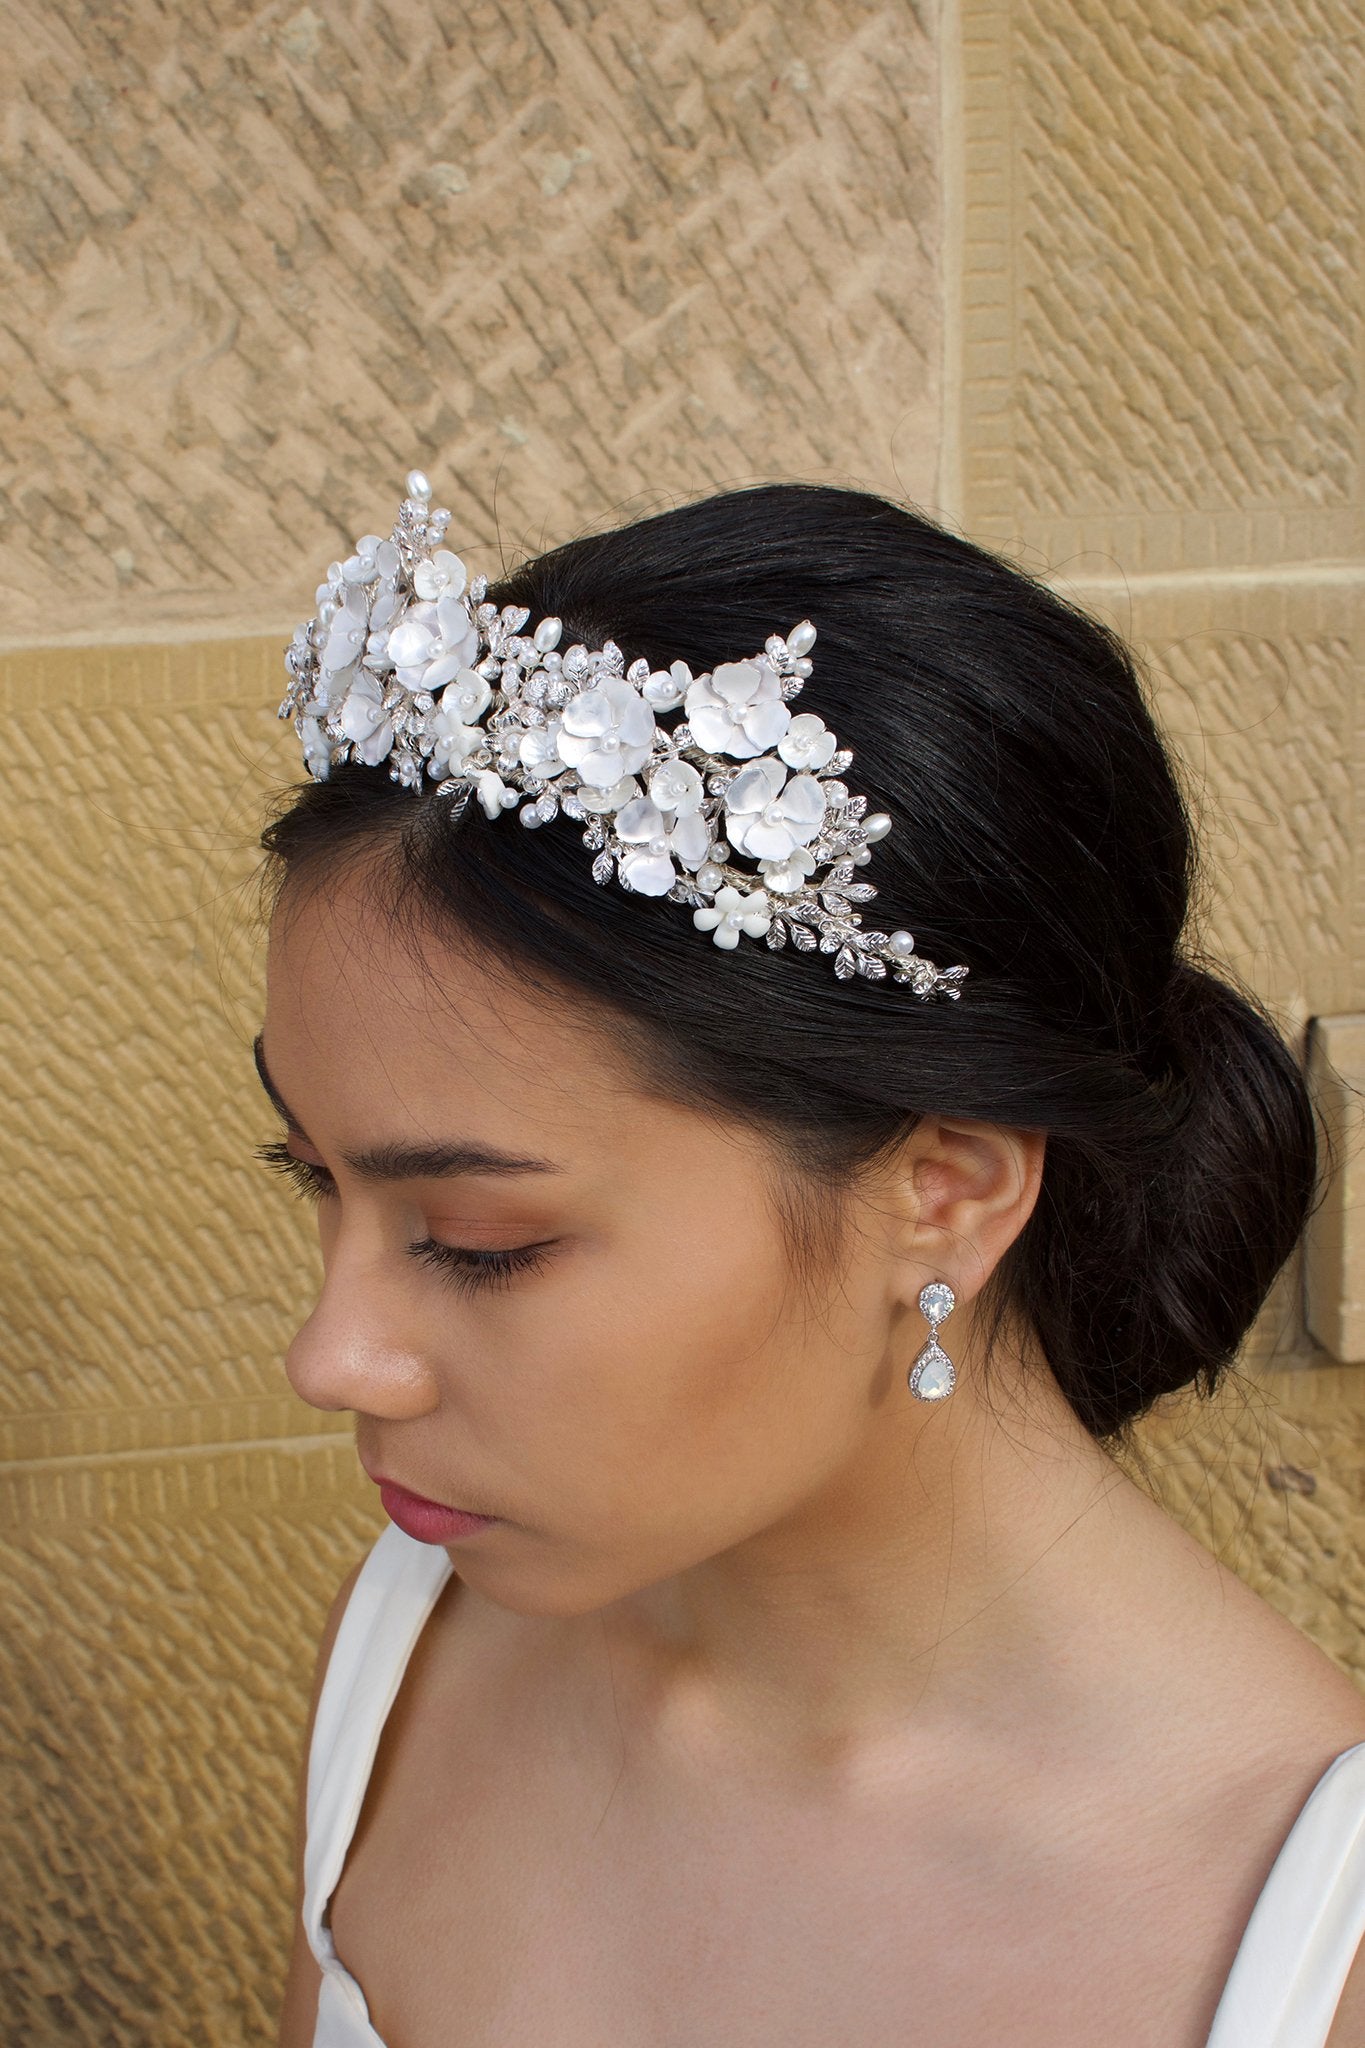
(260, 473, 1365, 2046)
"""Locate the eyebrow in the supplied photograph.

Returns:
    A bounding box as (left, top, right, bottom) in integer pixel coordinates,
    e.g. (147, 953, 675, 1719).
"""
(252, 1034, 562, 1182)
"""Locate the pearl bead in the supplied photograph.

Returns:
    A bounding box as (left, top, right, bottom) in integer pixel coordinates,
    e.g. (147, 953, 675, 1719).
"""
(863, 813, 893, 843)
(534, 617, 563, 653)
(406, 469, 431, 500)
(696, 862, 724, 890)
(887, 930, 916, 957)
(787, 620, 817, 656)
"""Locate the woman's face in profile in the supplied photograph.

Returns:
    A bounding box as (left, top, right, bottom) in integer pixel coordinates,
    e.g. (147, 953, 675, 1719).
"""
(259, 862, 915, 1618)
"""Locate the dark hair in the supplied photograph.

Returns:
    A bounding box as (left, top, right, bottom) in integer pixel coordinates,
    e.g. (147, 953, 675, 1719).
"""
(262, 483, 1317, 1442)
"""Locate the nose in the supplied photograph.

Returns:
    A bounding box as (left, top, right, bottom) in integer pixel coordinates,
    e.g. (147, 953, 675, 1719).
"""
(285, 1240, 440, 1422)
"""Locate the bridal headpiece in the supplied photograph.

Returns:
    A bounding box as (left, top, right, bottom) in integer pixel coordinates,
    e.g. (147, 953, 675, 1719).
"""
(279, 471, 968, 998)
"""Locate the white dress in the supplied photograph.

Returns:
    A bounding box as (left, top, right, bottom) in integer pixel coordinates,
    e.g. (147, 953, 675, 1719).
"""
(303, 1524, 1365, 2047)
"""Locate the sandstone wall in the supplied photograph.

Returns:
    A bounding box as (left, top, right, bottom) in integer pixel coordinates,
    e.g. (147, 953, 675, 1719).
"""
(2, 0, 1361, 2039)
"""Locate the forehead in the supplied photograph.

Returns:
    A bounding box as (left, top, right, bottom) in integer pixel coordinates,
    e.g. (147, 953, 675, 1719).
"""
(261, 868, 761, 1184)
(264, 869, 630, 1130)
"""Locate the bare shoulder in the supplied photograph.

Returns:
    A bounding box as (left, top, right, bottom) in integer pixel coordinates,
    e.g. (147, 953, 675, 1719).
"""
(276, 1554, 372, 2048)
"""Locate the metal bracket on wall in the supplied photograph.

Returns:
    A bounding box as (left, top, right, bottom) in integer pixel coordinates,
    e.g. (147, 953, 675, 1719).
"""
(1305, 1014, 1365, 1364)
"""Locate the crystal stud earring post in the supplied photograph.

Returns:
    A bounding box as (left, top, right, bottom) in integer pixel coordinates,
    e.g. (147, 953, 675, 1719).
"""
(908, 1281, 957, 1401)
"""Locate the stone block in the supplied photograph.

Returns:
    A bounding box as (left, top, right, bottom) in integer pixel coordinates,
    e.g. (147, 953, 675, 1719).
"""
(0, 1439, 380, 2048)
(1306, 1014, 1365, 1363)
(957, 0, 1364, 572)
(0, 0, 942, 640)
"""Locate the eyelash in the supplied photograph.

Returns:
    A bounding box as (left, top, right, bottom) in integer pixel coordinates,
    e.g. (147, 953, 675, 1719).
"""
(255, 1140, 554, 1295)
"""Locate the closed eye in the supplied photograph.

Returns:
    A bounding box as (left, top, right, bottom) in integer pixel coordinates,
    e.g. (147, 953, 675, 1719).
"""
(258, 1140, 556, 1295)
(257, 1138, 335, 1201)
(409, 1238, 556, 1296)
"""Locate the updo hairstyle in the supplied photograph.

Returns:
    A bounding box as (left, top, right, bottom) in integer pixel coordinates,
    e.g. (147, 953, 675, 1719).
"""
(262, 484, 1318, 1443)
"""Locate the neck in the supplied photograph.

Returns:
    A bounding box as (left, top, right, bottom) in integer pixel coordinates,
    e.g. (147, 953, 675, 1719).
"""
(594, 1353, 1167, 1780)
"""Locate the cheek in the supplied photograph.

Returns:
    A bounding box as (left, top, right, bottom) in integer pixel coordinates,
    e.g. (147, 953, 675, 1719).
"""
(522, 1195, 872, 1503)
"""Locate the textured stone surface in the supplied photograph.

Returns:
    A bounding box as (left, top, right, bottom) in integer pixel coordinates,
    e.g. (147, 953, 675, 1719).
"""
(0, 0, 941, 640)
(1014, 0, 1360, 521)
(0, 1441, 379, 2048)
(1131, 1367, 1365, 1688)
(958, 0, 1365, 571)
(1305, 1014, 1365, 1363)
(1065, 582, 1365, 1027)
(0, 639, 333, 1463)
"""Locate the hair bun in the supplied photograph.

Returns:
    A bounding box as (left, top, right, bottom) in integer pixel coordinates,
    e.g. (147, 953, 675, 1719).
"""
(1036, 958, 1317, 1432)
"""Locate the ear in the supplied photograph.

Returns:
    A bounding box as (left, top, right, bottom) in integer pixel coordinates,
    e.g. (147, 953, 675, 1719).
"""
(878, 1117, 1046, 1310)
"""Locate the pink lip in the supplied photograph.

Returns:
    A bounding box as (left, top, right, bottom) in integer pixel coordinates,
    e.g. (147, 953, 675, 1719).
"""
(374, 1478, 499, 1546)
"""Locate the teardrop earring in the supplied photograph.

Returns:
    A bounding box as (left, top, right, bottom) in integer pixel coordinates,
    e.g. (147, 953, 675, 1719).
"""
(908, 1281, 957, 1402)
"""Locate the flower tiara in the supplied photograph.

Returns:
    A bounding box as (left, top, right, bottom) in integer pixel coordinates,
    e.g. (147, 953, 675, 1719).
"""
(279, 471, 968, 998)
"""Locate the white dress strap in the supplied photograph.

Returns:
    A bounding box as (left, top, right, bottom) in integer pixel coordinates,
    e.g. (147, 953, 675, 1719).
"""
(303, 1523, 455, 2047)
(1206, 1741, 1365, 2048)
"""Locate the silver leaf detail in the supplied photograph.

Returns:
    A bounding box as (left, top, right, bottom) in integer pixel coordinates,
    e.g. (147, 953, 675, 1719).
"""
(592, 852, 615, 885)
(833, 946, 857, 980)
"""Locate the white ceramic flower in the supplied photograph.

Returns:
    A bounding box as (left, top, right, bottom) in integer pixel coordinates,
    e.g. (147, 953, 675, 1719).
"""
(642, 660, 692, 712)
(341, 535, 400, 585)
(614, 796, 709, 895)
(301, 715, 333, 779)
(386, 595, 481, 692)
(320, 589, 369, 678)
(429, 712, 484, 776)
(777, 712, 837, 772)
(412, 549, 468, 603)
(692, 885, 773, 949)
(440, 669, 493, 726)
(476, 770, 518, 820)
(684, 659, 791, 759)
(518, 721, 568, 780)
(555, 676, 657, 786)
(337, 673, 395, 765)
(647, 758, 704, 813)
(426, 671, 493, 774)
(576, 774, 639, 814)
(723, 757, 827, 861)
(759, 846, 819, 895)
